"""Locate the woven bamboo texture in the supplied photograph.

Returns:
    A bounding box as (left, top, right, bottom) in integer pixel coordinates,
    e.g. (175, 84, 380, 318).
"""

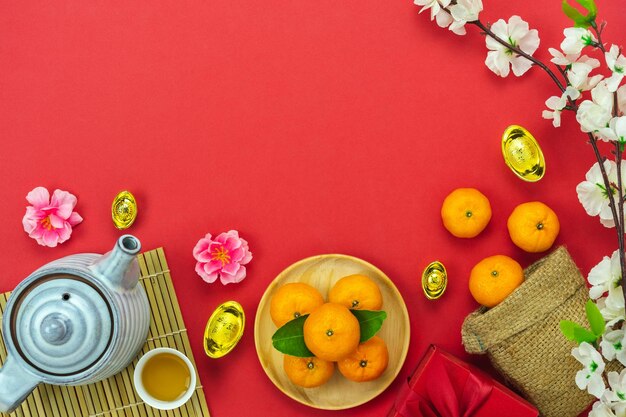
(0, 248, 211, 417)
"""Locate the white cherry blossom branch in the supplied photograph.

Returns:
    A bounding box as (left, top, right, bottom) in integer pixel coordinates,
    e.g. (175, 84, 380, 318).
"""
(588, 20, 626, 288)
(415, 0, 626, 409)
(468, 16, 626, 294)
(470, 19, 567, 92)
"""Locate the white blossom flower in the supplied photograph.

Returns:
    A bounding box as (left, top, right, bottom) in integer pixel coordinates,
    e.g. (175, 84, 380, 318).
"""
(599, 117, 626, 143)
(542, 86, 581, 127)
(589, 400, 618, 417)
(606, 45, 626, 93)
(561, 27, 597, 55)
(448, 0, 482, 35)
(436, 12, 461, 34)
(570, 56, 604, 91)
(574, 342, 607, 398)
(414, 0, 448, 19)
(602, 215, 626, 229)
(605, 370, 626, 417)
(548, 48, 604, 91)
(577, 81, 614, 133)
(601, 329, 626, 365)
(548, 49, 602, 91)
(576, 160, 626, 227)
(485, 16, 540, 77)
(589, 250, 623, 299)
(576, 160, 626, 228)
(613, 405, 626, 417)
(598, 288, 626, 326)
(606, 369, 626, 412)
(549, 47, 580, 65)
(414, 0, 466, 35)
(619, 84, 626, 115)
(614, 404, 626, 417)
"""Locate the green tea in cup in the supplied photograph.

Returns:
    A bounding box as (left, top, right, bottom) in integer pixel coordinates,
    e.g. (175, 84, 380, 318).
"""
(134, 348, 196, 410)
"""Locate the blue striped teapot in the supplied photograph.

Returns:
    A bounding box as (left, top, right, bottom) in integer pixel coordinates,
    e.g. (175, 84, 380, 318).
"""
(0, 235, 150, 413)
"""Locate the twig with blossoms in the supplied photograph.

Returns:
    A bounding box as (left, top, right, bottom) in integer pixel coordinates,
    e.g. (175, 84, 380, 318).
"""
(415, 0, 626, 413)
(470, 19, 565, 90)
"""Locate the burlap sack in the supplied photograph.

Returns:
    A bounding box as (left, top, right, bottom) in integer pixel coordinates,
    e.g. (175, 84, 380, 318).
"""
(461, 247, 594, 417)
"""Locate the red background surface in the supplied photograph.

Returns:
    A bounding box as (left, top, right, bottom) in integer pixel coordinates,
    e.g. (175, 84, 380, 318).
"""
(1, 1, 625, 416)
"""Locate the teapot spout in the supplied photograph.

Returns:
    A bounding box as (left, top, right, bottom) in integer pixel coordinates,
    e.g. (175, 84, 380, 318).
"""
(91, 235, 142, 291)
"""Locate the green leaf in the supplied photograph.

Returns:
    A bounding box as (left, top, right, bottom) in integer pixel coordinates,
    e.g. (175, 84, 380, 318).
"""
(560, 320, 580, 341)
(562, 0, 596, 28)
(271, 315, 314, 357)
(574, 0, 596, 17)
(575, 0, 597, 17)
(562, 0, 585, 22)
(586, 300, 606, 337)
(573, 326, 599, 344)
(351, 310, 387, 343)
(560, 320, 599, 344)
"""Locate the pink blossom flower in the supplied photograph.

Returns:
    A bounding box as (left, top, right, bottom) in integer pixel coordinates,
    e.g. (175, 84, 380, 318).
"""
(193, 230, 252, 285)
(22, 187, 83, 247)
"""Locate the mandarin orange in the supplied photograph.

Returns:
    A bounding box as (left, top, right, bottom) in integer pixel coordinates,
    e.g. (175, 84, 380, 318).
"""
(329, 274, 383, 310)
(441, 188, 492, 238)
(303, 303, 360, 362)
(507, 201, 560, 253)
(270, 283, 325, 327)
(283, 355, 335, 388)
(337, 336, 389, 382)
(468, 255, 524, 307)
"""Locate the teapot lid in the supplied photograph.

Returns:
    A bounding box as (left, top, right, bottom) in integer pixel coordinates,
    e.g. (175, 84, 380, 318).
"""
(10, 274, 113, 376)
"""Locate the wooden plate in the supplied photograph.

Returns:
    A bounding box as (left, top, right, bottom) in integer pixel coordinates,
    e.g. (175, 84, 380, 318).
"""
(254, 254, 410, 410)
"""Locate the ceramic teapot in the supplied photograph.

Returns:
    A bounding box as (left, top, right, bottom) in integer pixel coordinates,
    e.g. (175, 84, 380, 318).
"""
(0, 235, 151, 413)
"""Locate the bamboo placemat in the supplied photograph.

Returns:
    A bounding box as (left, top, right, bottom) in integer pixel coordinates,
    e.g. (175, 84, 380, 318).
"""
(0, 248, 211, 417)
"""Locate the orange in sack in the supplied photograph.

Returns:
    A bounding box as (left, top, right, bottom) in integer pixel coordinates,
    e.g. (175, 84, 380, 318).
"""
(507, 201, 560, 253)
(469, 255, 524, 308)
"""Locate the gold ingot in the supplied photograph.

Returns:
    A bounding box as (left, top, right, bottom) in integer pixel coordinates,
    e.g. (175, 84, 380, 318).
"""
(111, 191, 137, 230)
(422, 261, 447, 300)
(204, 301, 245, 358)
(502, 125, 545, 182)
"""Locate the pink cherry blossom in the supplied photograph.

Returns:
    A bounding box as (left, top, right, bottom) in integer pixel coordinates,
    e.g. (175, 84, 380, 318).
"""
(193, 230, 252, 285)
(22, 187, 83, 247)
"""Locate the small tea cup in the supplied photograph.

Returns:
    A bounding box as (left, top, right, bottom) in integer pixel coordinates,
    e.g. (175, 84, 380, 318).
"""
(133, 348, 196, 410)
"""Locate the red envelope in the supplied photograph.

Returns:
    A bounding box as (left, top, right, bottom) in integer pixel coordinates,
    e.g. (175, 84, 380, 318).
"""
(388, 345, 538, 417)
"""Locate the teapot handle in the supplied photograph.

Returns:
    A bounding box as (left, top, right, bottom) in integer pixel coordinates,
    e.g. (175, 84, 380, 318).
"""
(0, 355, 40, 413)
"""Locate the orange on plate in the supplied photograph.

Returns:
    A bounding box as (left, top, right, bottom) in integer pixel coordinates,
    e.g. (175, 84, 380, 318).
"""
(270, 283, 325, 327)
(254, 254, 411, 410)
(303, 303, 360, 362)
(329, 274, 383, 310)
(283, 355, 335, 388)
(338, 336, 389, 383)
(468, 255, 524, 308)
(441, 188, 492, 238)
(507, 201, 560, 253)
